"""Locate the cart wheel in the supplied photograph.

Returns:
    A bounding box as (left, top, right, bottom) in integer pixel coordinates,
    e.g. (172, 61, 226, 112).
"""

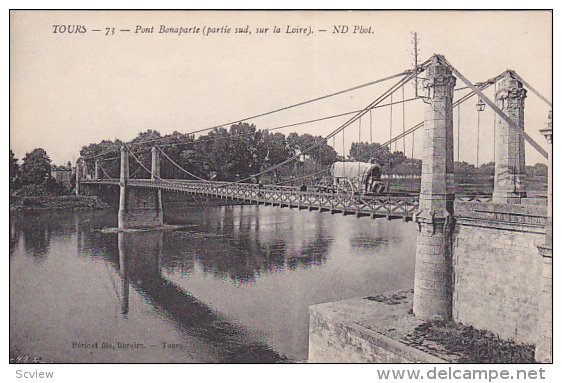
(336, 179, 355, 194)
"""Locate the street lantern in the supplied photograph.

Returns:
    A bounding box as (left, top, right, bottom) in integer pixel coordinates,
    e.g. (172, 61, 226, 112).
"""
(476, 98, 486, 112)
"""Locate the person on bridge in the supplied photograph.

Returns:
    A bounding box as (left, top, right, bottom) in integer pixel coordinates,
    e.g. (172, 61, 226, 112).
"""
(299, 182, 307, 203)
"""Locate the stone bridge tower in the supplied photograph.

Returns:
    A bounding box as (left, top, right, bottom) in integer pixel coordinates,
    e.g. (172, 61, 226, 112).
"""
(413, 55, 456, 320)
(118, 146, 163, 230)
(493, 71, 527, 203)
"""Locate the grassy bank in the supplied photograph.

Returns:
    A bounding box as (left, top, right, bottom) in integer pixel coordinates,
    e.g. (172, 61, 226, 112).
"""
(405, 320, 535, 363)
(387, 177, 547, 196)
(10, 195, 111, 212)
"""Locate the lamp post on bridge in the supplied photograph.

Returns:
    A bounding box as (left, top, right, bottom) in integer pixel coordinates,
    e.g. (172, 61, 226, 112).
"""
(413, 55, 456, 320)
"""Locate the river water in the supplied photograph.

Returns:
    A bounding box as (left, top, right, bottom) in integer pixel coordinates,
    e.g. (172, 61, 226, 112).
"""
(10, 203, 416, 363)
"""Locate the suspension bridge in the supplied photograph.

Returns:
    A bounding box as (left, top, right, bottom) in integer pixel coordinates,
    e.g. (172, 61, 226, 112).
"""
(76, 55, 526, 226)
(76, 54, 553, 363)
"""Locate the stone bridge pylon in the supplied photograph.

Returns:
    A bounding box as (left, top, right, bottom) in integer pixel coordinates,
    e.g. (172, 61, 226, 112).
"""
(117, 145, 163, 230)
(412, 55, 456, 320)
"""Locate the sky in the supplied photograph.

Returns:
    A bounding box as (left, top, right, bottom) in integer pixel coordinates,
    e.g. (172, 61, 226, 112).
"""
(10, 10, 552, 166)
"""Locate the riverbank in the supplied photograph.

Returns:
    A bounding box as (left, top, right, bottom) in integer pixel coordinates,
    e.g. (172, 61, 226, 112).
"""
(9, 195, 111, 212)
(309, 290, 535, 363)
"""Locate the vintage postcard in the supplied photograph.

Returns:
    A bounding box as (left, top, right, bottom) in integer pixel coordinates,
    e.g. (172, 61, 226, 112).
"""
(9, 9, 553, 371)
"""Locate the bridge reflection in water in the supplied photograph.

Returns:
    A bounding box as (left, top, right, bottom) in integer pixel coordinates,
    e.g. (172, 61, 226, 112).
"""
(115, 230, 285, 362)
(10, 208, 415, 362)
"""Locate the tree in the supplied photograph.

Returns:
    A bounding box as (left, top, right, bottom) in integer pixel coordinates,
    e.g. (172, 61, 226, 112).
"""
(348, 142, 407, 173)
(262, 132, 290, 181)
(131, 129, 161, 145)
(20, 148, 52, 185)
(454, 161, 477, 176)
(478, 162, 495, 176)
(80, 139, 123, 178)
(264, 132, 289, 166)
(393, 158, 422, 176)
(228, 123, 259, 180)
(200, 127, 233, 179)
(526, 162, 547, 178)
(9, 149, 19, 189)
(315, 140, 338, 167)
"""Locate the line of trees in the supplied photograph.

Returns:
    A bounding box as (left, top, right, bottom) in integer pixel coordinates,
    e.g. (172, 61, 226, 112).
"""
(12, 124, 548, 196)
(81, 123, 344, 183)
(454, 161, 547, 178)
(81, 123, 430, 184)
(82, 122, 543, 184)
(9, 148, 71, 196)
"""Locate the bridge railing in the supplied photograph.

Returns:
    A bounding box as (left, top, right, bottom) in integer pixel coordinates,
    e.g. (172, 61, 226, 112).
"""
(81, 178, 420, 220)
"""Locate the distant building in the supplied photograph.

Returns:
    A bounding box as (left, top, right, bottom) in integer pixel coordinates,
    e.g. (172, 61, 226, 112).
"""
(51, 164, 73, 187)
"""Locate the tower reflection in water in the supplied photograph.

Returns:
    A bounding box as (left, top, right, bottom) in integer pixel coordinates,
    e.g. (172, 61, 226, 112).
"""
(116, 230, 284, 362)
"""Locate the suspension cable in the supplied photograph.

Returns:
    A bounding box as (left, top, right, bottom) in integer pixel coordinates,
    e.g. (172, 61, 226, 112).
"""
(129, 151, 151, 179)
(272, 167, 331, 186)
(436, 55, 547, 159)
(98, 161, 114, 179)
(358, 115, 362, 145)
(457, 104, 461, 162)
(125, 67, 504, 189)
(342, 119, 346, 173)
(83, 70, 414, 160)
(389, 93, 393, 151)
(369, 109, 373, 145)
(359, 78, 498, 163)
(357, 117, 361, 173)
(317, 121, 321, 172)
(209, 68, 422, 187)
(131, 69, 498, 189)
(100, 154, 120, 162)
(114, 64, 514, 191)
(402, 84, 406, 153)
(511, 72, 552, 108)
(125, 144, 174, 185)
(154, 97, 419, 150)
(493, 81, 497, 161)
(86, 96, 421, 161)
(108, 67, 429, 186)
(411, 129, 415, 159)
(476, 105, 481, 168)
(156, 144, 205, 181)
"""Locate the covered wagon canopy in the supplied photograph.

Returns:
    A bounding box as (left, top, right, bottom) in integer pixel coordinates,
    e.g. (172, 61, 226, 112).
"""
(330, 161, 382, 183)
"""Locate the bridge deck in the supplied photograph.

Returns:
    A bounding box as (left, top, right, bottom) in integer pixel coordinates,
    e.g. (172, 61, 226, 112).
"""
(80, 179, 495, 220)
(81, 179, 424, 220)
